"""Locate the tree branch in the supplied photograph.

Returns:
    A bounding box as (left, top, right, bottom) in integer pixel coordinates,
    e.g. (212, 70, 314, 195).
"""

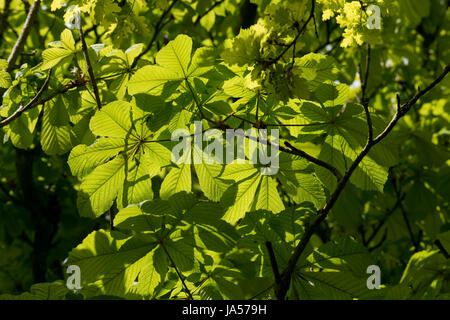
(131, 0, 179, 69)
(274, 63, 450, 300)
(0, 72, 89, 128)
(6, 0, 40, 72)
(194, 0, 223, 25)
(392, 174, 419, 251)
(284, 141, 343, 180)
(434, 239, 450, 259)
(160, 242, 193, 300)
(373, 63, 450, 144)
(78, 22, 102, 110)
(365, 193, 405, 246)
(0, 69, 52, 127)
(265, 0, 315, 65)
(265, 241, 281, 285)
(360, 43, 373, 142)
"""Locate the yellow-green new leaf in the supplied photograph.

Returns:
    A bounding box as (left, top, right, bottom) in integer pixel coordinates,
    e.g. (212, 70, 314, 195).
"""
(77, 155, 126, 218)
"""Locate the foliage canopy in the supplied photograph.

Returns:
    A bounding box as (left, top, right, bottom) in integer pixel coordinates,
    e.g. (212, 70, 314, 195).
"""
(0, 0, 449, 300)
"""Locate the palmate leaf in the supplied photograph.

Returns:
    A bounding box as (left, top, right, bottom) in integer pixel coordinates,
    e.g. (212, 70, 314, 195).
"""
(0, 281, 70, 300)
(297, 100, 389, 191)
(68, 100, 171, 218)
(41, 29, 76, 70)
(194, 161, 231, 202)
(400, 249, 449, 298)
(195, 267, 245, 300)
(72, 192, 239, 298)
(3, 105, 41, 149)
(66, 229, 157, 297)
(293, 53, 338, 91)
(77, 155, 126, 217)
(127, 35, 213, 95)
(0, 60, 11, 88)
(290, 238, 382, 300)
(234, 207, 314, 279)
(219, 163, 285, 224)
(160, 162, 192, 200)
(40, 95, 73, 155)
(68, 137, 126, 178)
(277, 153, 326, 209)
(100, 44, 144, 98)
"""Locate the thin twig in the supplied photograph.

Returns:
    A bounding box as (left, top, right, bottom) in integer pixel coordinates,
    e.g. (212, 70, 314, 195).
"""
(434, 239, 450, 259)
(78, 22, 102, 110)
(194, 0, 224, 25)
(361, 43, 371, 104)
(248, 283, 274, 300)
(0, 70, 52, 127)
(392, 175, 419, 251)
(274, 64, 450, 300)
(284, 141, 343, 180)
(0, 73, 89, 128)
(6, 0, 40, 72)
(160, 242, 194, 300)
(265, 241, 281, 285)
(373, 64, 450, 144)
(360, 43, 373, 142)
(365, 194, 405, 246)
(132, 0, 179, 69)
(265, 0, 315, 65)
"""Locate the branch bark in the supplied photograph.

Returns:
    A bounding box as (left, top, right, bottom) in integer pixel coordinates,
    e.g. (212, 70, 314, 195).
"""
(78, 23, 102, 110)
(0, 69, 52, 127)
(273, 63, 450, 300)
(131, 0, 179, 69)
(6, 0, 40, 72)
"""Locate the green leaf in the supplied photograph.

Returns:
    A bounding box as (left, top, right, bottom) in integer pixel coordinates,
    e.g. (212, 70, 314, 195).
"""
(41, 30, 76, 70)
(160, 162, 192, 200)
(220, 164, 285, 223)
(40, 96, 73, 155)
(90, 101, 133, 138)
(117, 153, 154, 209)
(156, 34, 192, 77)
(66, 230, 157, 296)
(68, 137, 126, 178)
(77, 155, 126, 218)
(0, 71, 11, 88)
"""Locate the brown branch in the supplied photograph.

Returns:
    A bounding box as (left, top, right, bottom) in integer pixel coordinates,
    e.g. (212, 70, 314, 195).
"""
(274, 63, 450, 300)
(434, 239, 450, 259)
(0, 70, 52, 127)
(0, 0, 12, 47)
(360, 43, 371, 105)
(313, 35, 342, 53)
(6, 0, 40, 72)
(194, 0, 224, 25)
(373, 63, 450, 144)
(160, 242, 193, 300)
(265, 0, 315, 65)
(365, 193, 405, 246)
(265, 241, 281, 285)
(131, 0, 179, 69)
(78, 23, 102, 110)
(0, 73, 88, 128)
(284, 141, 343, 180)
(360, 43, 373, 142)
(392, 174, 419, 251)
